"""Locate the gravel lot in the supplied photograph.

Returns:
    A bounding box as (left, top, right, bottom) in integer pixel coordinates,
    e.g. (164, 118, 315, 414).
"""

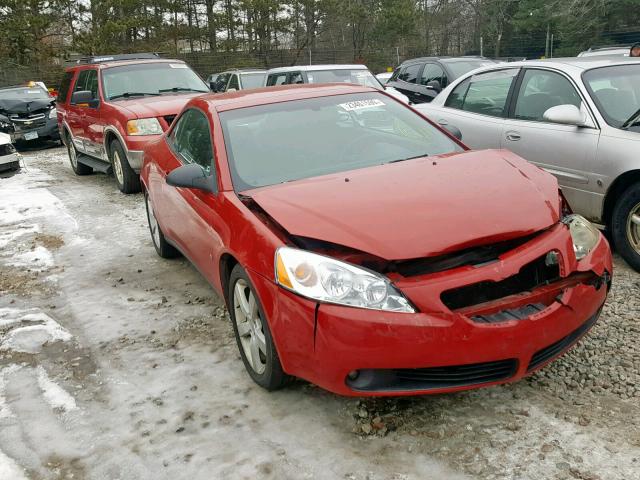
(0, 145, 639, 480)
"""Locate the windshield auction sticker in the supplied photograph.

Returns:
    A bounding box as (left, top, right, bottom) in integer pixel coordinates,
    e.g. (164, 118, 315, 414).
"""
(339, 99, 385, 111)
(169, 64, 188, 69)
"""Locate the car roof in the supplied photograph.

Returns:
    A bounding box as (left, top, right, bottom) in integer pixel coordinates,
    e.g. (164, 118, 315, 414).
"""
(193, 83, 376, 112)
(462, 56, 640, 74)
(67, 59, 186, 70)
(266, 64, 368, 74)
(400, 56, 493, 65)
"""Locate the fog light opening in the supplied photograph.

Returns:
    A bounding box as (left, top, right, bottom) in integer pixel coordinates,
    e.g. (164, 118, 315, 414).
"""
(347, 370, 360, 381)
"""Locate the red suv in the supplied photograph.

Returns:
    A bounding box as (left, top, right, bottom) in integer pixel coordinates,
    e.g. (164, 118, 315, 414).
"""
(56, 53, 209, 193)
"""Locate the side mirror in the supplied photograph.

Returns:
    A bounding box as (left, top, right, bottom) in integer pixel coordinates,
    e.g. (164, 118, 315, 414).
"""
(166, 163, 217, 193)
(542, 104, 587, 126)
(425, 80, 441, 92)
(441, 124, 462, 140)
(71, 90, 95, 106)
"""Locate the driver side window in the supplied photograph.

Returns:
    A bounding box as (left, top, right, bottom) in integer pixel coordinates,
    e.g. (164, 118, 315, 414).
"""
(170, 109, 214, 175)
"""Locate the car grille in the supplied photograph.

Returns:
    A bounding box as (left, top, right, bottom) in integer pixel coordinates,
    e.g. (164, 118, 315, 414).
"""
(346, 359, 518, 392)
(527, 309, 601, 372)
(441, 253, 560, 311)
(10, 113, 46, 132)
(471, 302, 547, 324)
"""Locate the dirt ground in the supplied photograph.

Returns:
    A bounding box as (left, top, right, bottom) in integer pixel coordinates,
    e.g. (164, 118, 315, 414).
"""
(0, 145, 639, 480)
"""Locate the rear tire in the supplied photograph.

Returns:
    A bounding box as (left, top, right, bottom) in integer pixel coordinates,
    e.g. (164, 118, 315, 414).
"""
(228, 264, 291, 391)
(109, 139, 140, 194)
(67, 134, 92, 175)
(144, 191, 179, 259)
(611, 182, 640, 272)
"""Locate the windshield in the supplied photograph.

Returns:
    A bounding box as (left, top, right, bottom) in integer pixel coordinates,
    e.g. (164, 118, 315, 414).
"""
(583, 64, 640, 130)
(220, 92, 463, 191)
(445, 60, 496, 78)
(0, 86, 49, 101)
(306, 69, 383, 89)
(240, 72, 266, 89)
(102, 63, 209, 100)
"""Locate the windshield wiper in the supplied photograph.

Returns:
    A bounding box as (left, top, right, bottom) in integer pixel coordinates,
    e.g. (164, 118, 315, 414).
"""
(109, 92, 160, 100)
(158, 87, 209, 93)
(388, 153, 429, 164)
(621, 107, 640, 129)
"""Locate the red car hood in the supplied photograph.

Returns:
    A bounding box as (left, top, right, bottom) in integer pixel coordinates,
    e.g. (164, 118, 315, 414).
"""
(113, 93, 203, 118)
(248, 149, 560, 261)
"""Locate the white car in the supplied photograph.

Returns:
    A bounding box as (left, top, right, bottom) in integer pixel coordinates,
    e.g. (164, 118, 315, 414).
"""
(0, 131, 19, 172)
(415, 56, 640, 271)
(264, 64, 410, 104)
(376, 72, 393, 84)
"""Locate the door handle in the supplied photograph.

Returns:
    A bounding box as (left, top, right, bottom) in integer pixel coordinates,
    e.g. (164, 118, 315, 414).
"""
(505, 131, 521, 141)
(438, 119, 449, 126)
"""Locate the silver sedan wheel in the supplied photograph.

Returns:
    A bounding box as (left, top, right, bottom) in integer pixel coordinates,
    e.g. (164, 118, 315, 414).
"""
(627, 201, 640, 253)
(145, 195, 161, 248)
(113, 150, 124, 185)
(233, 279, 267, 375)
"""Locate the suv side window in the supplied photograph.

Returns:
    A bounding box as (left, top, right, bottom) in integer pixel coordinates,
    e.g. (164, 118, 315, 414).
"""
(57, 71, 74, 104)
(169, 109, 214, 175)
(288, 72, 304, 84)
(267, 73, 288, 86)
(514, 69, 582, 122)
(421, 63, 446, 88)
(228, 74, 240, 90)
(214, 73, 229, 92)
(445, 69, 519, 118)
(85, 70, 99, 102)
(73, 70, 90, 94)
(398, 64, 421, 84)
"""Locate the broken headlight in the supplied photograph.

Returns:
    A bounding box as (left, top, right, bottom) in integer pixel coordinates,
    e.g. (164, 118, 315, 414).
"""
(275, 247, 415, 313)
(563, 214, 600, 260)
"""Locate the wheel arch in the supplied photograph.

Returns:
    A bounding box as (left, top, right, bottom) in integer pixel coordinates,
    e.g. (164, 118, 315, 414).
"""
(603, 170, 640, 227)
(219, 253, 239, 308)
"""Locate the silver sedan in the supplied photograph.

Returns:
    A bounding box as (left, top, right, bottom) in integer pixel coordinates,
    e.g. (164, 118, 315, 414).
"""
(416, 57, 640, 272)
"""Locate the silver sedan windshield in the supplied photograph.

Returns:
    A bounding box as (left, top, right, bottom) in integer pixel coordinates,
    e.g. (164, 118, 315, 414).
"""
(583, 64, 640, 130)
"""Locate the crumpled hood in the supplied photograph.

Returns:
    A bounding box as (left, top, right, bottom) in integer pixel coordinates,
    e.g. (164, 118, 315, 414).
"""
(0, 98, 53, 115)
(248, 149, 560, 261)
(113, 93, 203, 118)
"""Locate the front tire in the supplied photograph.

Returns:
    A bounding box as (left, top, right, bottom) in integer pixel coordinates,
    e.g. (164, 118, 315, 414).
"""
(67, 134, 92, 175)
(612, 182, 640, 272)
(144, 192, 179, 259)
(109, 139, 140, 194)
(228, 264, 290, 391)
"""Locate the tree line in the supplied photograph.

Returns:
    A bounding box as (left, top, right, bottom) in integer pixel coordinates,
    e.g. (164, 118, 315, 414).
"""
(1, 0, 639, 68)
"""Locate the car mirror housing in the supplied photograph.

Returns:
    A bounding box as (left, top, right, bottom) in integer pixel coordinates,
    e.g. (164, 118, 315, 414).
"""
(441, 124, 463, 140)
(166, 163, 217, 193)
(71, 90, 94, 105)
(425, 80, 441, 92)
(543, 104, 587, 127)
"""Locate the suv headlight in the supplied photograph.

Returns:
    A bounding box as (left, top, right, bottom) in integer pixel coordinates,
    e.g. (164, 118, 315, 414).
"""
(275, 247, 415, 313)
(126, 118, 162, 136)
(563, 214, 600, 260)
(48, 107, 57, 119)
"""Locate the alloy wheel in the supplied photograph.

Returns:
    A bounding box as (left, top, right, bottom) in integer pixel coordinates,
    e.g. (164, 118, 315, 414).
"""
(113, 150, 124, 185)
(68, 143, 77, 168)
(233, 279, 267, 374)
(626, 201, 640, 253)
(145, 194, 161, 249)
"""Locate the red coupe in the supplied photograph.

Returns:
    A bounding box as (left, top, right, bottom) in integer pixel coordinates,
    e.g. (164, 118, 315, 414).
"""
(141, 84, 612, 396)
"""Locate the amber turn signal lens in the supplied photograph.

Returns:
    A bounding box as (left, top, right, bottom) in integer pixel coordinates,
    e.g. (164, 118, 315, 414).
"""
(276, 253, 293, 289)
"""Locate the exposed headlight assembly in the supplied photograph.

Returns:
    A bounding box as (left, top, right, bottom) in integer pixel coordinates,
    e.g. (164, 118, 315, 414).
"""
(48, 107, 57, 119)
(275, 247, 415, 313)
(126, 118, 162, 136)
(563, 214, 600, 260)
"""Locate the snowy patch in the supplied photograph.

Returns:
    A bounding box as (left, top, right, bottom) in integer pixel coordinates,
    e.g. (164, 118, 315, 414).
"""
(7, 245, 54, 270)
(0, 224, 39, 249)
(0, 365, 21, 420)
(0, 448, 28, 480)
(36, 366, 77, 413)
(0, 310, 72, 354)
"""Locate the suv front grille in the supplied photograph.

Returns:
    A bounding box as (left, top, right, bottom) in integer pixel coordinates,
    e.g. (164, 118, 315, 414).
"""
(10, 113, 46, 131)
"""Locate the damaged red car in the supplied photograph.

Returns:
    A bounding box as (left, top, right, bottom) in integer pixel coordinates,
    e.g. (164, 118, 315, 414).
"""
(141, 84, 612, 396)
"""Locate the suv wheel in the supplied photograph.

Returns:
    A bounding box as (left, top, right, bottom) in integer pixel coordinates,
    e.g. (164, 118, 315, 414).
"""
(109, 139, 141, 194)
(66, 134, 92, 175)
(228, 264, 291, 391)
(612, 182, 640, 272)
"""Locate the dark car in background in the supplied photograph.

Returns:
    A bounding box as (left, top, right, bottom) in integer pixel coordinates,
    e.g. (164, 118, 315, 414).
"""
(386, 56, 497, 104)
(210, 69, 266, 93)
(0, 84, 60, 144)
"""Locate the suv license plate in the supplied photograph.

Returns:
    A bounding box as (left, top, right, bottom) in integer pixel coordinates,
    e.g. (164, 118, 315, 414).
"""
(24, 131, 38, 141)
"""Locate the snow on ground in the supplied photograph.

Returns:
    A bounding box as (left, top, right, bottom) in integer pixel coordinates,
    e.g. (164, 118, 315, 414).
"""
(0, 145, 638, 480)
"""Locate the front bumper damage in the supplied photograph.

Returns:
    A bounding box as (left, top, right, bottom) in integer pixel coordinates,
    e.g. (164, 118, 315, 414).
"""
(249, 223, 612, 397)
(11, 115, 60, 143)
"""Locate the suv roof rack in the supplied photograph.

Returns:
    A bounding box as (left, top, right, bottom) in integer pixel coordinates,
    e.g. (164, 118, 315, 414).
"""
(76, 53, 162, 64)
